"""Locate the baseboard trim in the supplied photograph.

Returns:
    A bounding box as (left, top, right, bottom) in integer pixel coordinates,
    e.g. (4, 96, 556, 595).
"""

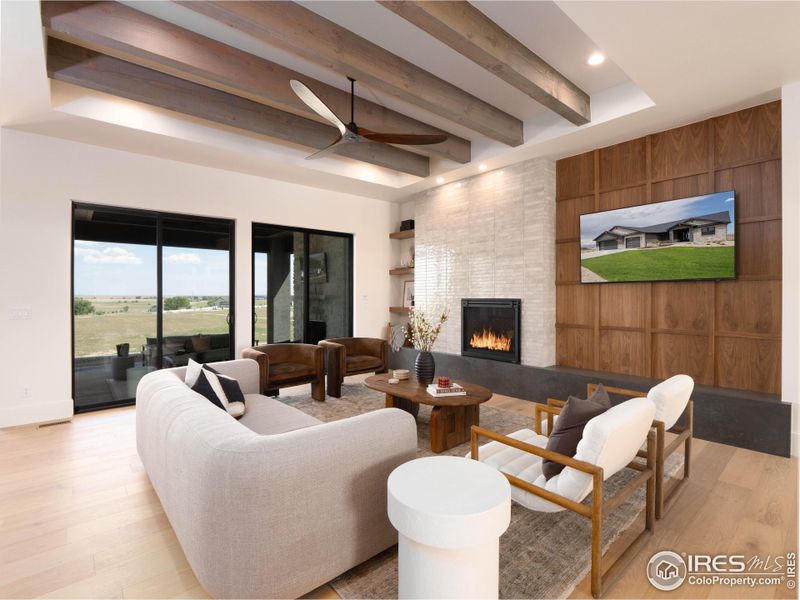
(0, 400, 73, 429)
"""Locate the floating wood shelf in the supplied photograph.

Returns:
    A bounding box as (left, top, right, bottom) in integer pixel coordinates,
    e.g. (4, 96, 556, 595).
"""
(389, 266, 414, 276)
(389, 229, 415, 240)
(389, 306, 411, 314)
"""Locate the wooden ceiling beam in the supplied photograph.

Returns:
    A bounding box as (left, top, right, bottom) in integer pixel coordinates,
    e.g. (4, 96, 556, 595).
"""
(379, 1, 591, 126)
(40, 1, 468, 164)
(46, 38, 430, 177)
(180, 1, 524, 147)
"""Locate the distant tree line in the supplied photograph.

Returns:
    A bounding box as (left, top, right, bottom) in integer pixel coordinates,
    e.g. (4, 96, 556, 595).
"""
(164, 296, 192, 311)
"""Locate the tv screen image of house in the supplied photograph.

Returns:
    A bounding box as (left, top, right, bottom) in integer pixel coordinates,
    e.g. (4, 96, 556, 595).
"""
(579, 191, 736, 283)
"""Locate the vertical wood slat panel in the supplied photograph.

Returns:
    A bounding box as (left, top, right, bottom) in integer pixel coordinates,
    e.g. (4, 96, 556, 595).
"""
(708, 118, 717, 385)
(592, 150, 600, 372)
(555, 102, 781, 393)
(598, 137, 647, 191)
(645, 136, 653, 377)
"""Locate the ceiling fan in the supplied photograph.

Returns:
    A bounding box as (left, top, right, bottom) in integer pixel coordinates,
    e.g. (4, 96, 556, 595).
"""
(290, 77, 447, 160)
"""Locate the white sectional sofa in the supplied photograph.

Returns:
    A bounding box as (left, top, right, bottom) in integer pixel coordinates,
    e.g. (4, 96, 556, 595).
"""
(136, 358, 417, 599)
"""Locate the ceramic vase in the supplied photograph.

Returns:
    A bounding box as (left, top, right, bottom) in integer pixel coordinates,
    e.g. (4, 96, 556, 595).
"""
(415, 351, 435, 385)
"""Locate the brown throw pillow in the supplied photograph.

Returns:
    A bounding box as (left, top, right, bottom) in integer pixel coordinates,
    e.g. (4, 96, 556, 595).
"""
(542, 384, 611, 480)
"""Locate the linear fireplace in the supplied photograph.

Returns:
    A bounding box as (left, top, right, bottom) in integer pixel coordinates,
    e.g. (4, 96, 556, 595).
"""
(461, 299, 521, 363)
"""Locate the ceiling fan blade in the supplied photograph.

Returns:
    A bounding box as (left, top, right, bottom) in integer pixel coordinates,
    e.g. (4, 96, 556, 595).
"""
(290, 79, 347, 136)
(305, 136, 346, 160)
(359, 131, 448, 145)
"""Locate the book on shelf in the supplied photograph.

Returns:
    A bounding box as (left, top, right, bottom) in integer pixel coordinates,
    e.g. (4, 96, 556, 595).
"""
(426, 383, 466, 397)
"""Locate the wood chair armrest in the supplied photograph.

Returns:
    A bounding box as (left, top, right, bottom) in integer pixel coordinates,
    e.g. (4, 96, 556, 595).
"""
(470, 425, 600, 475)
(547, 398, 566, 408)
(534, 403, 562, 436)
(587, 383, 645, 398)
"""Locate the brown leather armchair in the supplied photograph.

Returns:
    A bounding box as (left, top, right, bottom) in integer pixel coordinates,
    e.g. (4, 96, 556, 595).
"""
(242, 343, 325, 401)
(318, 337, 387, 398)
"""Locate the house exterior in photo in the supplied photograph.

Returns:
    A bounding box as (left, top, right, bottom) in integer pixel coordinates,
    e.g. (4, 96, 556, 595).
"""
(593, 211, 731, 251)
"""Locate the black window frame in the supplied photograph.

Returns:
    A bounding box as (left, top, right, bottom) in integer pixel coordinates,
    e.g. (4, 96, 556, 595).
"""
(251, 222, 354, 345)
(701, 225, 716, 236)
(71, 201, 236, 413)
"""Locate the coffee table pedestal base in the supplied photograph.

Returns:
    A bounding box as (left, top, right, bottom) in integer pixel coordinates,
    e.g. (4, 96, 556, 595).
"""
(385, 394, 420, 418)
(385, 394, 479, 453)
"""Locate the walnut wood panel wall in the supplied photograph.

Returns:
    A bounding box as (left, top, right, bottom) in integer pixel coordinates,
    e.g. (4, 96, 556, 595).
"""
(555, 101, 782, 394)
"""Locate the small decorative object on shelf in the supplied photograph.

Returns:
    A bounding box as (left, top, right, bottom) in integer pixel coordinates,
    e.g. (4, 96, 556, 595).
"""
(437, 376, 451, 388)
(402, 280, 415, 308)
(406, 307, 448, 385)
(400, 219, 415, 231)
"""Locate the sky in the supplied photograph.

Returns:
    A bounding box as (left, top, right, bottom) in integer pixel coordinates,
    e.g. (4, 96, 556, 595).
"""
(579, 191, 735, 248)
(74, 241, 230, 296)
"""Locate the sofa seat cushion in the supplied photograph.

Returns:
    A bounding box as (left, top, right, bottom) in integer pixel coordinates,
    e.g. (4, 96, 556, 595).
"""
(238, 394, 322, 435)
(269, 362, 316, 382)
(346, 355, 383, 372)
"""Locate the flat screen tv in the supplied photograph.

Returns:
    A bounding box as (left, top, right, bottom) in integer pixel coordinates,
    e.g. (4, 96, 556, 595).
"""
(579, 191, 736, 283)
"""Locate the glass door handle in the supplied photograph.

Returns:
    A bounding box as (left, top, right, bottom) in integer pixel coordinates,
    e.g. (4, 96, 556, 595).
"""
(253, 311, 258, 324)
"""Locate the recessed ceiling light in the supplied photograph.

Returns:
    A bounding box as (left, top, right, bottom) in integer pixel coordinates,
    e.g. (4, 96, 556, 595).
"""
(498, 170, 505, 175)
(455, 182, 462, 188)
(479, 164, 487, 171)
(436, 176, 445, 184)
(587, 52, 605, 66)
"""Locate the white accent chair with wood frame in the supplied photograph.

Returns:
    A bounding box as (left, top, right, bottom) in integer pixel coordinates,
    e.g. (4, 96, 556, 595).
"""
(469, 397, 657, 599)
(542, 375, 694, 520)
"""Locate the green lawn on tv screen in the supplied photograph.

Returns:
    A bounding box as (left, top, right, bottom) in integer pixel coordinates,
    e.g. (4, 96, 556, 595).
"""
(581, 246, 735, 282)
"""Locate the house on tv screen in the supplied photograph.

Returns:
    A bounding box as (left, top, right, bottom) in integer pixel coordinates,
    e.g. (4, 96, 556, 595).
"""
(593, 211, 731, 251)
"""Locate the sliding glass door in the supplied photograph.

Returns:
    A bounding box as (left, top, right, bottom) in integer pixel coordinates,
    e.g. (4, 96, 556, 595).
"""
(161, 216, 234, 369)
(72, 204, 234, 412)
(252, 224, 352, 346)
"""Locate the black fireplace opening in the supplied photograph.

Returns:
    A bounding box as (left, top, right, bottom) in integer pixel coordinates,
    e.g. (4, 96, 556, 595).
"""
(461, 299, 521, 364)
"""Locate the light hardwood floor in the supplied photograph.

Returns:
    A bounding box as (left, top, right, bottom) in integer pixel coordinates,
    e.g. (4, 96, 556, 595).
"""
(0, 380, 796, 599)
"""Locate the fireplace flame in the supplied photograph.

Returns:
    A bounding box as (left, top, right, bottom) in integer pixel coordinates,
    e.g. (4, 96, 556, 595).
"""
(469, 328, 513, 352)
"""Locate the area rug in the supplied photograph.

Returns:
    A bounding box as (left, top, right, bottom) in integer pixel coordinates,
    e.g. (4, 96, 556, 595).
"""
(280, 383, 683, 600)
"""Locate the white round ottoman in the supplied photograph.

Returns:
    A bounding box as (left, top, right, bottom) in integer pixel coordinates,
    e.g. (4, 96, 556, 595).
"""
(388, 456, 511, 599)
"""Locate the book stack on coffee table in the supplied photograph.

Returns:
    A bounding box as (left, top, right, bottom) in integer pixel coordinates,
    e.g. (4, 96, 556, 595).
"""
(427, 376, 467, 397)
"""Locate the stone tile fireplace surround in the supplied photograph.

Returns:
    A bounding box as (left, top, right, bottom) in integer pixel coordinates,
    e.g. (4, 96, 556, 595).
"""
(405, 157, 556, 367)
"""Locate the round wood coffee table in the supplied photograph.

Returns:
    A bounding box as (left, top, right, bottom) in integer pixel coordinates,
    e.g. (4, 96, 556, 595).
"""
(364, 374, 492, 453)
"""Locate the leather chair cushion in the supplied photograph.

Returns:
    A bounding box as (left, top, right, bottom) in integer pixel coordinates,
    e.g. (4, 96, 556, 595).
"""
(346, 355, 383, 372)
(270, 362, 316, 383)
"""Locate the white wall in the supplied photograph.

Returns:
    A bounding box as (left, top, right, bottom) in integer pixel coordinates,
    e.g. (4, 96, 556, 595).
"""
(782, 84, 800, 457)
(401, 158, 556, 367)
(0, 128, 397, 428)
